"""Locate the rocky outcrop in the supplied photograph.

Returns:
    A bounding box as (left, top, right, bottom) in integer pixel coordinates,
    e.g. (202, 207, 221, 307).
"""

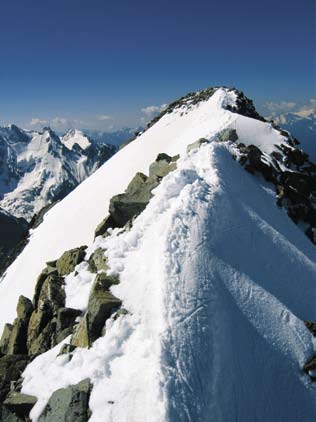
(0, 324, 13, 355)
(38, 379, 91, 422)
(0, 355, 30, 402)
(88, 248, 109, 273)
(0, 150, 181, 419)
(225, 89, 266, 122)
(95, 153, 179, 237)
(26, 260, 83, 355)
(0, 247, 86, 360)
(235, 135, 316, 244)
(0, 296, 33, 356)
(71, 273, 121, 348)
(3, 392, 37, 420)
(56, 246, 87, 276)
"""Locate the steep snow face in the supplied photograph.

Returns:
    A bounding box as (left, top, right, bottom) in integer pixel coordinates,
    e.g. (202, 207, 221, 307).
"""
(22, 143, 316, 421)
(0, 126, 115, 221)
(61, 129, 91, 150)
(0, 88, 287, 334)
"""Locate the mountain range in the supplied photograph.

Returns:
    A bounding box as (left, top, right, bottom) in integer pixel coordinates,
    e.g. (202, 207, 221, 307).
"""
(0, 126, 116, 276)
(1, 87, 316, 421)
(0, 126, 116, 221)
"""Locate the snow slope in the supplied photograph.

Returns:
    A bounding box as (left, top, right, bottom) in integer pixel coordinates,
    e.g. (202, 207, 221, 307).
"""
(1, 87, 316, 420)
(22, 142, 316, 421)
(0, 88, 288, 332)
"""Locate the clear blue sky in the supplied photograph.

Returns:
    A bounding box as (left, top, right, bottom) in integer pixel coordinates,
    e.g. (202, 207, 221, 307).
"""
(0, 0, 315, 131)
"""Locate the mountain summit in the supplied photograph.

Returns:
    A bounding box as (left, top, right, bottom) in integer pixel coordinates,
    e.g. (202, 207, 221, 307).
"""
(1, 87, 316, 421)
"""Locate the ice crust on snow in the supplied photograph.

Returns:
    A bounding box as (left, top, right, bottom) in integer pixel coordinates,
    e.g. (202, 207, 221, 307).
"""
(22, 142, 316, 421)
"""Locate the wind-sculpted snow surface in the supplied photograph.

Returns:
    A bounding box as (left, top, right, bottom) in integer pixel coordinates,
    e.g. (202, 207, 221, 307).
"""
(22, 143, 316, 421)
(0, 88, 288, 332)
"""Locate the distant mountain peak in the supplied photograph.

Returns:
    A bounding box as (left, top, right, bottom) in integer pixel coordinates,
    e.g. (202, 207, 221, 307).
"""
(0, 125, 116, 221)
(61, 128, 92, 150)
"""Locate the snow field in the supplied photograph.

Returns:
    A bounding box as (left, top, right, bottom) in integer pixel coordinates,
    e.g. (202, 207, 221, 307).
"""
(23, 143, 316, 421)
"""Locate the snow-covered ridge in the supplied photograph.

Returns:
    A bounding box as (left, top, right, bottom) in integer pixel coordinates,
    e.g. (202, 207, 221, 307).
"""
(0, 87, 289, 331)
(22, 142, 316, 421)
(0, 126, 116, 221)
(2, 86, 316, 421)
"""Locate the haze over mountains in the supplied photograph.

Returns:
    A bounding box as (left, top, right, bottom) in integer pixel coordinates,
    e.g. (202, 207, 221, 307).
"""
(1, 87, 316, 421)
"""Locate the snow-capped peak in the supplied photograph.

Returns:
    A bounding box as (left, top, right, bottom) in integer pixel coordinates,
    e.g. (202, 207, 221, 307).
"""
(0, 125, 115, 221)
(61, 129, 92, 150)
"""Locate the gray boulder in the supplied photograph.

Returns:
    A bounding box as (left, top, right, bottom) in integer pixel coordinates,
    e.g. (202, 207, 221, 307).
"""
(0, 324, 13, 355)
(38, 379, 91, 422)
(56, 246, 87, 276)
(0, 355, 30, 401)
(7, 318, 28, 355)
(72, 274, 121, 348)
(16, 296, 33, 321)
(187, 138, 209, 152)
(88, 248, 108, 273)
(3, 391, 37, 419)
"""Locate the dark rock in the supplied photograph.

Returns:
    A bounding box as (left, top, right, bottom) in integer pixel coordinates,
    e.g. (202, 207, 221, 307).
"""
(55, 308, 81, 345)
(16, 296, 33, 322)
(94, 152, 180, 236)
(94, 215, 116, 238)
(88, 248, 108, 273)
(0, 209, 29, 278)
(304, 355, 316, 378)
(0, 355, 30, 401)
(108, 172, 159, 228)
(27, 314, 55, 356)
(0, 324, 13, 355)
(7, 318, 28, 355)
(0, 297, 33, 356)
(56, 308, 81, 334)
(38, 379, 91, 422)
(37, 274, 65, 313)
(305, 321, 316, 336)
(155, 153, 172, 163)
(33, 266, 59, 308)
(0, 405, 24, 422)
(58, 343, 77, 357)
(27, 307, 53, 355)
(72, 275, 121, 348)
(29, 202, 57, 230)
(225, 89, 266, 122)
(56, 246, 87, 276)
(3, 392, 37, 418)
